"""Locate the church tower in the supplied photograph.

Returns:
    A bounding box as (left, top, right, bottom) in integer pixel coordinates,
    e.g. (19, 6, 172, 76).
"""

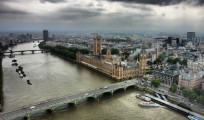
(93, 34, 101, 55)
(106, 48, 111, 59)
(139, 46, 147, 76)
(76, 52, 82, 62)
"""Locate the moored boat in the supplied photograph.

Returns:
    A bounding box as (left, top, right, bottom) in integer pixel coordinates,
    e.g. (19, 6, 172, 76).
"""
(138, 101, 160, 107)
(23, 74, 26, 77)
(136, 94, 151, 102)
(19, 74, 23, 78)
(11, 63, 18, 66)
(27, 80, 32, 85)
(188, 115, 202, 120)
(9, 54, 15, 58)
(12, 59, 17, 62)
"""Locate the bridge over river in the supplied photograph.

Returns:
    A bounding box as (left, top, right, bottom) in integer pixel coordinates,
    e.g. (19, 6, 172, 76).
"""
(0, 79, 138, 120)
(4, 50, 49, 55)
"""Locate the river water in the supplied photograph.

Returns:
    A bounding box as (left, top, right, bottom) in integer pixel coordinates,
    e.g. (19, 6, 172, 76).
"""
(2, 42, 187, 120)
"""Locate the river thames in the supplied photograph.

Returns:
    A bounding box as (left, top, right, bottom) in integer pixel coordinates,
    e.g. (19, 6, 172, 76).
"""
(2, 42, 187, 120)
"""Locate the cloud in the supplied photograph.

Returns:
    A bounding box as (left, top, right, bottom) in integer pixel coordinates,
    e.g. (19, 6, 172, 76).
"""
(122, 3, 153, 11)
(40, 0, 66, 3)
(107, 0, 204, 6)
(0, 2, 28, 15)
(57, 7, 104, 21)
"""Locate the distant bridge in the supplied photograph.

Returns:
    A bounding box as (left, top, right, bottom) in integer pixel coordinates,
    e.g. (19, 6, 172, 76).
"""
(5, 50, 49, 55)
(0, 79, 138, 120)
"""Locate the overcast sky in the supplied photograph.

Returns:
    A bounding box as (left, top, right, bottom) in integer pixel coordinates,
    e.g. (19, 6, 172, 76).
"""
(0, 0, 204, 32)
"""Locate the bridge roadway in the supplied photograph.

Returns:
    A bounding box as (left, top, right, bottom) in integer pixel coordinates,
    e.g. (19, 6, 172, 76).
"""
(4, 50, 48, 54)
(0, 79, 138, 120)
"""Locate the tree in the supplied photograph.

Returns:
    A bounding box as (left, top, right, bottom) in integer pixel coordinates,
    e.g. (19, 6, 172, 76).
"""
(182, 88, 197, 101)
(144, 77, 148, 81)
(196, 96, 204, 105)
(182, 88, 192, 97)
(111, 48, 119, 55)
(174, 58, 181, 64)
(157, 52, 167, 63)
(181, 59, 187, 66)
(151, 77, 160, 88)
(167, 57, 174, 64)
(80, 49, 89, 54)
(102, 48, 107, 55)
(147, 61, 153, 65)
(122, 51, 130, 59)
(170, 83, 177, 93)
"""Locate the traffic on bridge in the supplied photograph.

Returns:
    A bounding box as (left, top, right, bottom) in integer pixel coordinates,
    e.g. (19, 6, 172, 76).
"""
(0, 79, 138, 120)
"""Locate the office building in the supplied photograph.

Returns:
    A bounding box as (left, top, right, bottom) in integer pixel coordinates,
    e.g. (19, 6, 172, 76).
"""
(43, 30, 49, 42)
(187, 32, 195, 41)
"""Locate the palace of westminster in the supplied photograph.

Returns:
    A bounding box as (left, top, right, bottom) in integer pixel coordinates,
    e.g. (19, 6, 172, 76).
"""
(76, 34, 147, 80)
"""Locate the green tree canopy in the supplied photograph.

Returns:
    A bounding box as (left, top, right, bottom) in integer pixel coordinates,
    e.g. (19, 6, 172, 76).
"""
(151, 77, 160, 88)
(157, 52, 167, 63)
(102, 48, 107, 55)
(102, 48, 119, 55)
(170, 83, 177, 93)
(111, 48, 119, 55)
(122, 51, 130, 59)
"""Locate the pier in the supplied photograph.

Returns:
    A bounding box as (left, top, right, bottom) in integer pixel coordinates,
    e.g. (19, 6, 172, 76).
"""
(145, 94, 204, 119)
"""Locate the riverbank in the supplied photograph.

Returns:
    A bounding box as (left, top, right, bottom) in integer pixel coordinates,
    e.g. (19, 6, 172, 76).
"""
(0, 56, 2, 112)
(135, 85, 204, 115)
(50, 52, 119, 81)
(39, 43, 120, 81)
(0, 49, 5, 112)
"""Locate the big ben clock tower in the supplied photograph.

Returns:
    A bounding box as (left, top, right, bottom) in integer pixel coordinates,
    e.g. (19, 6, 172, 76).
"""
(139, 46, 147, 76)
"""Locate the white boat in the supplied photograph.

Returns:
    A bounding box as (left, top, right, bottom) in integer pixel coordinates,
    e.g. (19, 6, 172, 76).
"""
(138, 101, 160, 107)
(19, 74, 23, 78)
(9, 54, 15, 58)
(188, 115, 202, 120)
(136, 94, 151, 102)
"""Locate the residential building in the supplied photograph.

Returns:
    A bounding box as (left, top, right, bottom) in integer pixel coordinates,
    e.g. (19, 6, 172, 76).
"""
(179, 70, 204, 89)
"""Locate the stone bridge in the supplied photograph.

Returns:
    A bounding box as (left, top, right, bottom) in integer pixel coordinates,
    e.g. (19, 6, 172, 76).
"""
(0, 79, 138, 120)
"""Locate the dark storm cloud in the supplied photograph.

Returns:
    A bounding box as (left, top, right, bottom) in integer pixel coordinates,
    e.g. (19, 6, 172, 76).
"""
(107, 0, 204, 6)
(0, 2, 28, 15)
(40, 0, 66, 3)
(122, 3, 153, 11)
(58, 7, 104, 20)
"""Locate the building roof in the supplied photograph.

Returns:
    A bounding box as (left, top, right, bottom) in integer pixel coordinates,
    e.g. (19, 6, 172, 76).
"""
(129, 48, 155, 58)
(180, 71, 204, 81)
(154, 69, 180, 76)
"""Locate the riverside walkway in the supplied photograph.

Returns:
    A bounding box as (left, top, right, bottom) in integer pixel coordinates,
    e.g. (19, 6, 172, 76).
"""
(0, 79, 138, 120)
(145, 94, 204, 119)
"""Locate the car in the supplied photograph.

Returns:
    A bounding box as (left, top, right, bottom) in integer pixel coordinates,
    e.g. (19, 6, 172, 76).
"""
(104, 86, 108, 89)
(30, 106, 35, 110)
(85, 93, 89, 96)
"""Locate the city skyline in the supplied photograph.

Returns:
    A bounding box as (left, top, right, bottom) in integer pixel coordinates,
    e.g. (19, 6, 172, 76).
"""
(0, 0, 204, 32)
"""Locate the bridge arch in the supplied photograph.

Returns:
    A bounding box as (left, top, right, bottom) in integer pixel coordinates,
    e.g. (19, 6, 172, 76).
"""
(125, 85, 136, 89)
(112, 87, 125, 93)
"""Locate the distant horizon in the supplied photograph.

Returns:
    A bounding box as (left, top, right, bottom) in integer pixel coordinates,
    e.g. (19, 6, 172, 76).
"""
(0, 30, 204, 37)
